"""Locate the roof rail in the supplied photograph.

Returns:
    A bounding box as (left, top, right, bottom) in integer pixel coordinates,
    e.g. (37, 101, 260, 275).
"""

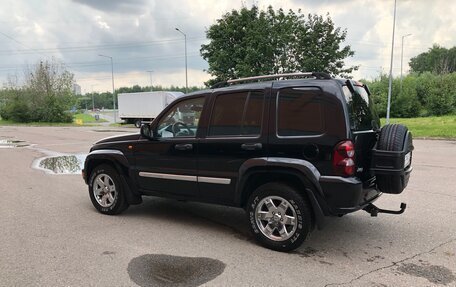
(210, 72, 331, 89)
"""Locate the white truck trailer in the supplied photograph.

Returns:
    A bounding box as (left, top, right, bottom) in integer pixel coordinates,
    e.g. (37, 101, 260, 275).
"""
(118, 91, 184, 127)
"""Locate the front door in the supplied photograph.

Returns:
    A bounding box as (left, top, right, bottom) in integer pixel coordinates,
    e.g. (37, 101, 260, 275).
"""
(134, 96, 205, 198)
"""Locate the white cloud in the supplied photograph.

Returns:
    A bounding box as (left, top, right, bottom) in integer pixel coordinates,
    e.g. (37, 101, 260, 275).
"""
(95, 16, 110, 30)
(33, 22, 44, 35)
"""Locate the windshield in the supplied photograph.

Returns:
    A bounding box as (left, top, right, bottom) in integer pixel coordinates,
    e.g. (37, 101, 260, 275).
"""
(342, 83, 380, 131)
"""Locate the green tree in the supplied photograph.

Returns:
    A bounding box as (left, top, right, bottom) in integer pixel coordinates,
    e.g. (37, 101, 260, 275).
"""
(200, 6, 357, 86)
(426, 73, 455, 115)
(363, 72, 455, 118)
(364, 74, 389, 118)
(392, 76, 421, 118)
(0, 59, 75, 123)
(409, 44, 456, 74)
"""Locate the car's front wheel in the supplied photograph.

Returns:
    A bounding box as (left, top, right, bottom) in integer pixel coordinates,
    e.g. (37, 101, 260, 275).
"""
(247, 182, 312, 252)
(134, 120, 142, 128)
(88, 164, 129, 215)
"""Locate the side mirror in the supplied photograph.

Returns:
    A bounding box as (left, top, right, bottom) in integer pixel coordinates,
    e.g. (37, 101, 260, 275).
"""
(140, 124, 153, 139)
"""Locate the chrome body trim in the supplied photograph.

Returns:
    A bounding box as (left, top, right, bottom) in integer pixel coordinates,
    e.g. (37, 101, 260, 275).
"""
(198, 177, 231, 185)
(138, 172, 197, 182)
(139, 172, 231, 185)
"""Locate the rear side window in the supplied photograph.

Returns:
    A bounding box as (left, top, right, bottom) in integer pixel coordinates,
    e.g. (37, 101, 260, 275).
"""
(208, 91, 264, 137)
(343, 84, 379, 131)
(277, 87, 324, 137)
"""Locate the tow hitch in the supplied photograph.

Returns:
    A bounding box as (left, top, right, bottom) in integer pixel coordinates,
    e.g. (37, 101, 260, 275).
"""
(363, 203, 407, 217)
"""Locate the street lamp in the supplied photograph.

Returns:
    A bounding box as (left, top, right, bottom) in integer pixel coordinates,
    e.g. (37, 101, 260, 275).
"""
(400, 33, 412, 93)
(91, 84, 97, 111)
(147, 70, 153, 92)
(98, 54, 116, 123)
(175, 27, 188, 94)
(386, 0, 397, 124)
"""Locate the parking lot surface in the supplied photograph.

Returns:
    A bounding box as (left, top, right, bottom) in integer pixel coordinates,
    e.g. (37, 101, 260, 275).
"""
(0, 126, 455, 286)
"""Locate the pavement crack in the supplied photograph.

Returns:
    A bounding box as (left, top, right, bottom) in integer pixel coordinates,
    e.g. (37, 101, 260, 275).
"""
(324, 238, 456, 287)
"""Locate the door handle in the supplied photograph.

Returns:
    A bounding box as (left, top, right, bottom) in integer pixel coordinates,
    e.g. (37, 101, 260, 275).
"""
(241, 143, 262, 150)
(174, 143, 193, 151)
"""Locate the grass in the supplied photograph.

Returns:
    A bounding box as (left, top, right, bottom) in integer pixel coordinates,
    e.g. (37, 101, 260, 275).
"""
(381, 115, 456, 139)
(0, 113, 106, 126)
(0, 118, 74, 126)
(73, 113, 107, 123)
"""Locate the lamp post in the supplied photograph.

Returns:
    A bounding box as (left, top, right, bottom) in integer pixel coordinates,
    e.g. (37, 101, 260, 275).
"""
(98, 54, 116, 123)
(175, 27, 188, 94)
(400, 33, 412, 93)
(386, 0, 397, 124)
(91, 84, 97, 111)
(147, 70, 153, 91)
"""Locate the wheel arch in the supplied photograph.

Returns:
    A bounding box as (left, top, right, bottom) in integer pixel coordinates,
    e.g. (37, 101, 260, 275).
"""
(236, 158, 327, 229)
(84, 149, 142, 205)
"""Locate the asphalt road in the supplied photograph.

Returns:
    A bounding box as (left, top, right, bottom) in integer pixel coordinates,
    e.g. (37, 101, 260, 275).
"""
(0, 126, 455, 287)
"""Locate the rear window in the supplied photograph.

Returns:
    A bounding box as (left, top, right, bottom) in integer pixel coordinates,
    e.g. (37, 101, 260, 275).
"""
(343, 84, 379, 131)
(208, 91, 264, 137)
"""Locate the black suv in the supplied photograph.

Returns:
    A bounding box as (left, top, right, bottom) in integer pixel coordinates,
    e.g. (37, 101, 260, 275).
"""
(83, 72, 413, 252)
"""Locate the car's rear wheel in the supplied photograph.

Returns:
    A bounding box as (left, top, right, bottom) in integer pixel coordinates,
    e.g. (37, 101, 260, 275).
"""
(89, 164, 129, 215)
(376, 124, 412, 194)
(246, 182, 312, 252)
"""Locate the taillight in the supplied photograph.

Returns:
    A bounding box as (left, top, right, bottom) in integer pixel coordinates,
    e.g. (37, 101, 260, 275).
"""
(333, 140, 355, 176)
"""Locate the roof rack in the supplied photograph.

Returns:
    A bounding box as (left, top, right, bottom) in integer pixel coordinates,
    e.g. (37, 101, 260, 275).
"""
(210, 72, 331, 89)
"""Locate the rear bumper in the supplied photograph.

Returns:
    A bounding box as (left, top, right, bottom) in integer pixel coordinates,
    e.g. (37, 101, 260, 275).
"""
(319, 176, 381, 215)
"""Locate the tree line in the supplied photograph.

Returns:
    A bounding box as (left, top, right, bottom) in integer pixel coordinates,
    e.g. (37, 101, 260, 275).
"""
(363, 44, 456, 118)
(364, 72, 456, 118)
(78, 85, 201, 111)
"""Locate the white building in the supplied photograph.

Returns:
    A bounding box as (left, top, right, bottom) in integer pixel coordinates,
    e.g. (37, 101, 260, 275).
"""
(72, 83, 81, 95)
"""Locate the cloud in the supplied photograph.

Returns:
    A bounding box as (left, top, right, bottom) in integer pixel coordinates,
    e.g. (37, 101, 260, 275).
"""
(72, 0, 147, 14)
(0, 0, 455, 91)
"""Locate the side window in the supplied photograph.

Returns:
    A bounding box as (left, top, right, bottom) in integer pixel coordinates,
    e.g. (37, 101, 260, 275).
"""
(277, 87, 324, 137)
(208, 91, 264, 137)
(157, 97, 204, 138)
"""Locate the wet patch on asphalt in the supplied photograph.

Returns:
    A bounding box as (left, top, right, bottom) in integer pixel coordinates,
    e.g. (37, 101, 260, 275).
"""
(293, 246, 323, 258)
(397, 263, 455, 285)
(127, 254, 225, 287)
(34, 154, 86, 174)
(0, 139, 29, 148)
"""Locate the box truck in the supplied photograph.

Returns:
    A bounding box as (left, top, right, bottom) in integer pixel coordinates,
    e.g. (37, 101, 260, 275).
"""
(118, 91, 184, 127)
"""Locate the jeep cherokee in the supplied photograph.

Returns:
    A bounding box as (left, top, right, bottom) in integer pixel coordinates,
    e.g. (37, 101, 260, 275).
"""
(82, 72, 413, 252)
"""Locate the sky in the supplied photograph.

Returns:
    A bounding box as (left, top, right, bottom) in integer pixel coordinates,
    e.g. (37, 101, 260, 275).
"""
(0, 0, 455, 93)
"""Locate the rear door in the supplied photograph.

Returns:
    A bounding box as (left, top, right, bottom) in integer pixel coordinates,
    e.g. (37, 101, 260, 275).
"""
(343, 81, 380, 180)
(268, 84, 346, 175)
(197, 88, 270, 205)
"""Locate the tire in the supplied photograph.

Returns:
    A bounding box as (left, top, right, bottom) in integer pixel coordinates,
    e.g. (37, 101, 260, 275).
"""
(134, 120, 142, 128)
(376, 124, 412, 194)
(88, 164, 129, 215)
(246, 182, 312, 252)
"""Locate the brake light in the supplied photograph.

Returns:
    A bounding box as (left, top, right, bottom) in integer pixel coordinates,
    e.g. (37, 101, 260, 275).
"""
(333, 140, 355, 176)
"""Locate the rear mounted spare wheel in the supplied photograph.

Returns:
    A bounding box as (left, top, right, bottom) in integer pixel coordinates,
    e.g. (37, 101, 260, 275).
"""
(373, 124, 413, 194)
